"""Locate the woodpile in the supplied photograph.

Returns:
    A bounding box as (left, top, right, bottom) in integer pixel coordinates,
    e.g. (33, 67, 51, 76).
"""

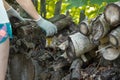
(6, 1, 120, 80)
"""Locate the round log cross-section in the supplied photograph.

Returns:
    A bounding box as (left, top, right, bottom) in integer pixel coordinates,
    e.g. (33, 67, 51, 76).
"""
(66, 32, 95, 61)
(109, 26, 120, 47)
(79, 20, 91, 36)
(104, 2, 120, 26)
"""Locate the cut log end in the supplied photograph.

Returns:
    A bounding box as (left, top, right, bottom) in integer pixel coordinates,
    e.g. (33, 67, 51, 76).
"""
(102, 47, 120, 60)
(104, 3, 120, 26)
(109, 35, 118, 47)
(109, 26, 120, 47)
(79, 23, 88, 35)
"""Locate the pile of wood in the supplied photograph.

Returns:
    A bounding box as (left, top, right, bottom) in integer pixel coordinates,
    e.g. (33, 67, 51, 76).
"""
(68, 2, 120, 60)
(6, 2, 120, 80)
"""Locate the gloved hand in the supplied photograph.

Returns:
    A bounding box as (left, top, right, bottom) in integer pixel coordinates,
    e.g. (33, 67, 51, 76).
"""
(7, 7, 25, 21)
(35, 16, 57, 37)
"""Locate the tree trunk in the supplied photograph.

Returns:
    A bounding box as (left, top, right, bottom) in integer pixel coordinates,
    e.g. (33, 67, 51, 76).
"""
(54, 0, 62, 16)
(104, 1, 120, 27)
(70, 59, 82, 80)
(40, 0, 46, 18)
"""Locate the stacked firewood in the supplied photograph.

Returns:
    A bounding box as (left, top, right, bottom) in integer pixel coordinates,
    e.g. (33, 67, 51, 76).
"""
(59, 2, 120, 79)
(6, 2, 120, 80)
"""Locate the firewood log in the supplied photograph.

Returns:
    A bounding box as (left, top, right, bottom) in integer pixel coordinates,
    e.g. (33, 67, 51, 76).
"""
(66, 32, 95, 61)
(109, 26, 120, 47)
(49, 14, 66, 23)
(91, 14, 110, 44)
(97, 44, 120, 60)
(54, 16, 73, 31)
(70, 59, 82, 80)
(104, 1, 120, 26)
(79, 19, 92, 36)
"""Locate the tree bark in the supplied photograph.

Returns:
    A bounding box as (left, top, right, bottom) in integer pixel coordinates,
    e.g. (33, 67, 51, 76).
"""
(66, 32, 96, 61)
(54, 16, 73, 31)
(54, 0, 62, 17)
(91, 14, 110, 44)
(40, 0, 46, 18)
(79, 19, 91, 36)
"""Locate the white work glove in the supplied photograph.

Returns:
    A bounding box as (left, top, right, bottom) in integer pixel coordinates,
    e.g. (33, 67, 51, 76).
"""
(7, 7, 25, 21)
(35, 16, 57, 37)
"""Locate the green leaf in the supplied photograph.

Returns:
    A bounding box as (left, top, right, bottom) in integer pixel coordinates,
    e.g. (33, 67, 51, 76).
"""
(66, 0, 88, 9)
(90, 0, 105, 5)
(90, 0, 120, 5)
(106, 0, 120, 3)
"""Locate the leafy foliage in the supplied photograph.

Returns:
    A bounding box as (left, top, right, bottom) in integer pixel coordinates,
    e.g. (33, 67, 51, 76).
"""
(34, 0, 120, 23)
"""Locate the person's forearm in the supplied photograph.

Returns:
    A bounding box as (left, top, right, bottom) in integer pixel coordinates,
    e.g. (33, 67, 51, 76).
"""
(16, 0, 40, 20)
(3, 0, 11, 10)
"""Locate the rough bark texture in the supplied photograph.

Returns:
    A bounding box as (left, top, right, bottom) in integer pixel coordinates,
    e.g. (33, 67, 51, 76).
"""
(91, 14, 110, 45)
(66, 32, 96, 62)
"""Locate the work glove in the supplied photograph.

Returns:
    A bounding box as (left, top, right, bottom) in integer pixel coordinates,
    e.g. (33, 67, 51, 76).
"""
(35, 16, 57, 37)
(7, 7, 25, 21)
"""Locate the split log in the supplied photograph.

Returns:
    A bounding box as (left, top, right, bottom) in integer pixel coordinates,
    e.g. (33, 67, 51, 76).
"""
(104, 2, 120, 26)
(79, 19, 92, 36)
(70, 59, 82, 80)
(66, 32, 95, 61)
(109, 26, 120, 47)
(97, 44, 120, 60)
(91, 14, 110, 44)
(21, 39, 35, 49)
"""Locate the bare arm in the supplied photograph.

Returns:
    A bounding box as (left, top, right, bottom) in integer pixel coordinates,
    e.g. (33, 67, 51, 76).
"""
(16, 0, 40, 20)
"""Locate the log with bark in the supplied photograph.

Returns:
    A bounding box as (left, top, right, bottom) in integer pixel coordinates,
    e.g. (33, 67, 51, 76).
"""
(91, 14, 110, 45)
(79, 19, 92, 36)
(70, 59, 82, 80)
(66, 32, 96, 62)
(97, 44, 120, 60)
(104, 1, 120, 27)
(109, 26, 120, 47)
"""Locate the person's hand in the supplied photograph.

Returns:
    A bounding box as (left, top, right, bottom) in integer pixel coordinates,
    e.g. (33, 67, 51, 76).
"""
(36, 16, 57, 37)
(7, 7, 25, 21)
